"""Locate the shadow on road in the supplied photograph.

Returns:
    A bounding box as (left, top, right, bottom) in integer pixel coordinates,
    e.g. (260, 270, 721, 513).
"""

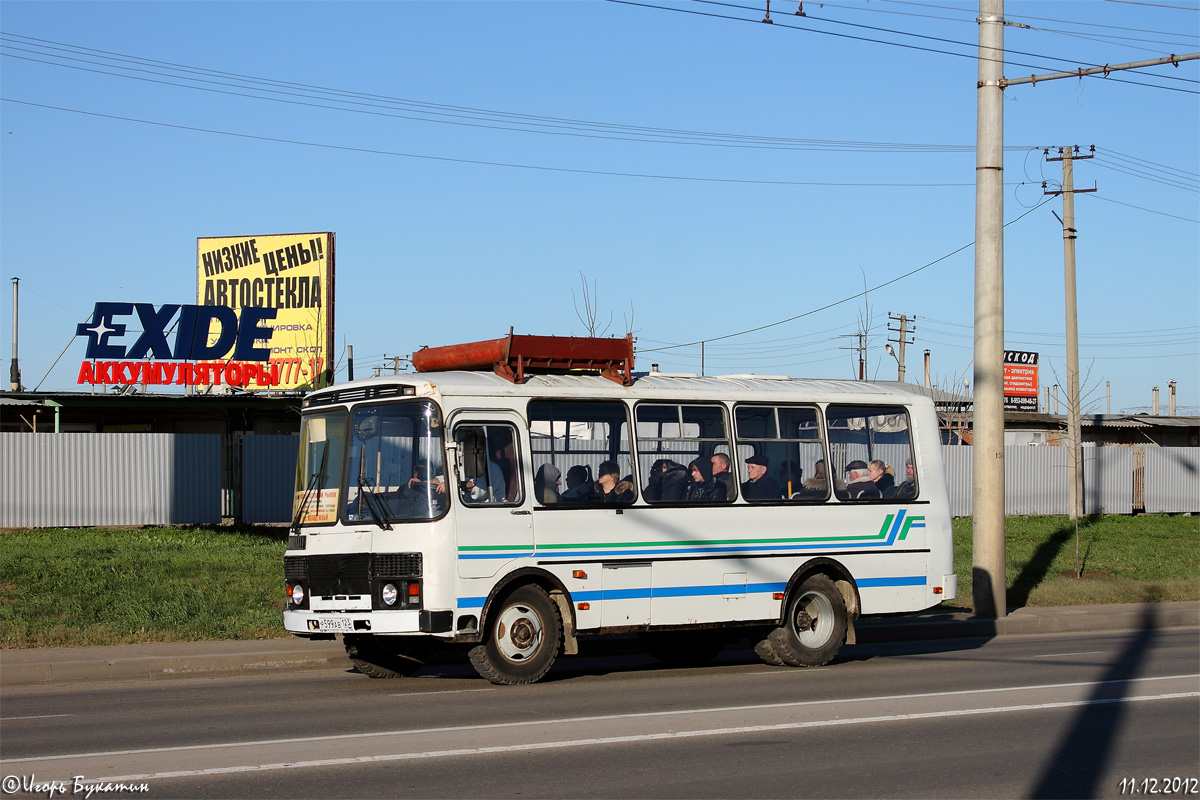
(1029, 598, 1159, 799)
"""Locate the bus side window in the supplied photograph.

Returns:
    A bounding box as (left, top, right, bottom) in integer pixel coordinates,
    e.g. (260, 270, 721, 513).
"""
(825, 404, 915, 502)
(636, 403, 734, 503)
(455, 424, 522, 505)
(528, 400, 636, 506)
(734, 405, 825, 502)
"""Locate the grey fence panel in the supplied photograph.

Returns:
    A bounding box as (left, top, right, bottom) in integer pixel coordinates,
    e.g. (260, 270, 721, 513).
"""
(940, 446, 973, 518)
(1005, 446, 1068, 515)
(241, 435, 300, 523)
(1143, 448, 1200, 513)
(1083, 447, 1133, 516)
(0, 433, 221, 527)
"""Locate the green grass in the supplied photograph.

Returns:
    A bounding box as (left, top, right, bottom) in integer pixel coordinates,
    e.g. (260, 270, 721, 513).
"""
(0, 526, 287, 648)
(1, 516, 1197, 648)
(946, 514, 1200, 609)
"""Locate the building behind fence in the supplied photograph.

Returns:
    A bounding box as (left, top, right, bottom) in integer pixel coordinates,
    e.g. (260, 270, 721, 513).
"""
(1, 433, 1197, 528)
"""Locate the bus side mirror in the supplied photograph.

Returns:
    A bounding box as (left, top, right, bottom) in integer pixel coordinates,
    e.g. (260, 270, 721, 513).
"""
(456, 428, 488, 483)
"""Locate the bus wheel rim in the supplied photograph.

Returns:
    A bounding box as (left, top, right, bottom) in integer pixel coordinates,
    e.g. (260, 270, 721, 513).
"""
(793, 591, 834, 648)
(495, 603, 542, 662)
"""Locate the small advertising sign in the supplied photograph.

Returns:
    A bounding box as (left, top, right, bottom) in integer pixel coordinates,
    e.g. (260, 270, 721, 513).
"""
(1003, 350, 1039, 412)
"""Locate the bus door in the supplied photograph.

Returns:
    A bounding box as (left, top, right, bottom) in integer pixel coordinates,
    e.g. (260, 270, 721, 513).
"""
(450, 413, 534, 579)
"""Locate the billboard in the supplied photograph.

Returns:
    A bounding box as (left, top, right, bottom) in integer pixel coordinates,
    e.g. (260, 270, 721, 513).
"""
(1003, 350, 1039, 412)
(197, 232, 334, 391)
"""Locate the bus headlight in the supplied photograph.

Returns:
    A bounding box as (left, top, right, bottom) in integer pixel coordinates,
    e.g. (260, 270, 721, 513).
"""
(290, 583, 306, 606)
(381, 583, 399, 607)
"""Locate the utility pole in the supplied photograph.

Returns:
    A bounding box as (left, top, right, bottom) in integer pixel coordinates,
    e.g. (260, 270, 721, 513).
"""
(887, 313, 915, 382)
(837, 334, 866, 380)
(9, 278, 20, 392)
(1045, 146, 1095, 523)
(347, 344, 354, 382)
(973, 0, 1007, 619)
(967, 16, 1196, 620)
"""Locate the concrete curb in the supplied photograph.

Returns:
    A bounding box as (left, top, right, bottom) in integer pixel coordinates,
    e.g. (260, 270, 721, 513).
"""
(2, 601, 1196, 689)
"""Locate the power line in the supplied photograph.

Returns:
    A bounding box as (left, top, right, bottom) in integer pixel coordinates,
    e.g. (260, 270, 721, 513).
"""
(0, 32, 1033, 155)
(1083, 193, 1200, 224)
(621, 0, 1200, 93)
(0, 97, 986, 188)
(640, 196, 1056, 353)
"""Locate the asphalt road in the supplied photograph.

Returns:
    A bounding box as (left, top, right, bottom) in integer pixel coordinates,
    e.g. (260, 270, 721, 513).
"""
(2, 628, 1198, 799)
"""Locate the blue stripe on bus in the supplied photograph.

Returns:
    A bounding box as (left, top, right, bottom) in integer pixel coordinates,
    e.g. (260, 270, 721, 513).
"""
(458, 576, 925, 607)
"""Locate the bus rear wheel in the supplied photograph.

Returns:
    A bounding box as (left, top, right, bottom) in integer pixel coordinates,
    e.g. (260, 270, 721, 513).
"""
(468, 585, 561, 685)
(767, 574, 847, 668)
(344, 634, 427, 679)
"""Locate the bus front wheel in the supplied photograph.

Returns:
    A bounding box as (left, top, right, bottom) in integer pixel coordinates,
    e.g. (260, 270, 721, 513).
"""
(468, 585, 562, 685)
(767, 574, 847, 667)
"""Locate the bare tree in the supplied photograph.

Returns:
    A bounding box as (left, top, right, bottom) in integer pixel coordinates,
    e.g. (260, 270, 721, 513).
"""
(572, 272, 613, 338)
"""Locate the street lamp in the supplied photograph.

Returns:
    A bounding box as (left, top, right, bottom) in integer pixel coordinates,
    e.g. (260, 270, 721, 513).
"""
(885, 344, 900, 380)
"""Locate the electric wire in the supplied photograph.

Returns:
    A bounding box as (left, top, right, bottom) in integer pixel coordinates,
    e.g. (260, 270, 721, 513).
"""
(640, 196, 1056, 353)
(1083, 193, 1200, 223)
(616, 0, 1200, 94)
(0, 97, 986, 187)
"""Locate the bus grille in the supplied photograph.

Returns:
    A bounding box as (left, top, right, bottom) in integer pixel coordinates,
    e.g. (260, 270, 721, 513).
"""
(372, 553, 423, 578)
(286, 553, 421, 596)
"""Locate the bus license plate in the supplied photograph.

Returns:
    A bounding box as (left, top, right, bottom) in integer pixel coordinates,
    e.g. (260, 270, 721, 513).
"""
(317, 618, 353, 633)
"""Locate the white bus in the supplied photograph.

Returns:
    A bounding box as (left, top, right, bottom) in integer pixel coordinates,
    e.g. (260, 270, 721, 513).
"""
(284, 342, 955, 685)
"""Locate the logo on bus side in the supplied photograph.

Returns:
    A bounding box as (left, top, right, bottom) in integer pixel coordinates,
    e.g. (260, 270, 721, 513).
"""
(880, 510, 925, 545)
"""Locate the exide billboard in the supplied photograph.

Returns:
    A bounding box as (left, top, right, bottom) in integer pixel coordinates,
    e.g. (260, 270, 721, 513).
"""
(74, 302, 301, 390)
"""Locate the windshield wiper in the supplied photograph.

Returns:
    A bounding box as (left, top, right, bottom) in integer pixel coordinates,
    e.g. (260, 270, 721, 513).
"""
(356, 458, 393, 531)
(290, 441, 328, 535)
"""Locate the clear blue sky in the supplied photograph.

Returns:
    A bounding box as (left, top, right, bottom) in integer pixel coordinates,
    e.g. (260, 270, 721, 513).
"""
(2, 0, 1197, 414)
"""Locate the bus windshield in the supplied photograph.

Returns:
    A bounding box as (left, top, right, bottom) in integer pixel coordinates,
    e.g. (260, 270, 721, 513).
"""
(345, 401, 447, 524)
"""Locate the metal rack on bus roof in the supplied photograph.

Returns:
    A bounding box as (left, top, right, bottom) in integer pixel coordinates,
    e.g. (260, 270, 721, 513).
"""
(410, 330, 635, 386)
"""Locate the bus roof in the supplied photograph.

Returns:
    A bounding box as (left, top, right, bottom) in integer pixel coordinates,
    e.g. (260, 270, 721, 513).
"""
(304, 371, 936, 408)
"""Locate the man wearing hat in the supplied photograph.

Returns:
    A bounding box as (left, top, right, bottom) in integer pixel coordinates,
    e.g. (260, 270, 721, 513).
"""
(741, 453, 782, 500)
(843, 460, 882, 500)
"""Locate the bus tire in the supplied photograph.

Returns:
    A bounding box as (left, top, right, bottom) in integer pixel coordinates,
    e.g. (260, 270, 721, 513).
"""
(468, 585, 561, 685)
(639, 630, 724, 667)
(344, 634, 426, 679)
(753, 636, 786, 667)
(767, 574, 847, 668)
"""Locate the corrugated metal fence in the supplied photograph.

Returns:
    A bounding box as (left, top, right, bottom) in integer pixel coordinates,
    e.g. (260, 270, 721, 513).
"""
(941, 446, 1192, 517)
(0, 433, 222, 528)
(0, 434, 1195, 527)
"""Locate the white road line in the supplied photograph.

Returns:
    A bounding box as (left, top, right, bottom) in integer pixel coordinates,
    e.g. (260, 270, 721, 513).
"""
(6, 673, 1196, 765)
(389, 688, 495, 697)
(1032, 651, 1104, 659)
(0, 714, 74, 721)
(90, 691, 1200, 783)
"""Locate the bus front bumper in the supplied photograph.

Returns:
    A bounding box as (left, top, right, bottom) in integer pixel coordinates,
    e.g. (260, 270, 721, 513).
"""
(285, 609, 453, 635)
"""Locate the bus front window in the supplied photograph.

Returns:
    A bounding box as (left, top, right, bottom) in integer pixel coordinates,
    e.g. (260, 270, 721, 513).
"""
(346, 401, 447, 524)
(293, 409, 348, 528)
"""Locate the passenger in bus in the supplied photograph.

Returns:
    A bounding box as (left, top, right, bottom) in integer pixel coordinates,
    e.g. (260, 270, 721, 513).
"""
(803, 459, 845, 495)
(894, 458, 917, 499)
(560, 465, 594, 502)
(490, 433, 519, 502)
(710, 453, 737, 500)
(645, 459, 689, 501)
(535, 464, 562, 504)
(741, 454, 782, 500)
(868, 460, 896, 497)
(842, 460, 882, 500)
(686, 457, 727, 502)
(594, 460, 635, 503)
